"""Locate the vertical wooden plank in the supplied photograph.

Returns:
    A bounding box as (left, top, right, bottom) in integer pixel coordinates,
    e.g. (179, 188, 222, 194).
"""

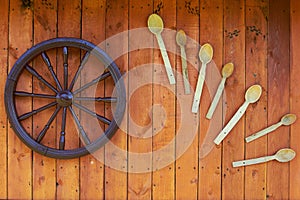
(222, 0, 245, 199)
(290, 0, 300, 199)
(198, 0, 223, 199)
(244, 0, 268, 199)
(267, 0, 290, 199)
(128, 1, 153, 199)
(32, 0, 57, 199)
(176, 1, 199, 199)
(152, 0, 175, 200)
(56, 1, 81, 199)
(0, 0, 8, 198)
(8, 0, 33, 198)
(80, 0, 105, 199)
(105, 0, 129, 199)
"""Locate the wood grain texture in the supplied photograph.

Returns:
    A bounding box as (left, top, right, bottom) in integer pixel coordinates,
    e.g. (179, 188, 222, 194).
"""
(8, 0, 33, 198)
(105, 0, 129, 199)
(1, 1, 299, 199)
(198, 0, 223, 199)
(290, 0, 300, 199)
(176, 0, 199, 199)
(80, 0, 106, 199)
(244, 0, 268, 199)
(56, 1, 81, 199)
(127, 1, 153, 199)
(32, 0, 57, 199)
(0, 0, 8, 198)
(152, 0, 175, 199)
(267, 0, 290, 199)
(222, 0, 246, 199)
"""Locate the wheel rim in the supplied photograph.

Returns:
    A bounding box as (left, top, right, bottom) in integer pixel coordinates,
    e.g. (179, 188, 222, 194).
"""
(5, 37, 126, 159)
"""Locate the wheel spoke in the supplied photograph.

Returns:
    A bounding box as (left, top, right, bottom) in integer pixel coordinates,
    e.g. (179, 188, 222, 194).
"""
(73, 71, 111, 95)
(63, 47, 68, 90)
(5, 38, 126, 159)
(25, 65, 58, 93)
(36, 106, 61, 143)
(18, 102, 57, 121)
(69, 52, 90, 91)
(74, 96, 117, 103)
(73, 102, 111, 125)
(41, 52, 63, 91)
(14, 91, 57, 99)
(59, 107, 67, 150)
(68, 106, 91, 145)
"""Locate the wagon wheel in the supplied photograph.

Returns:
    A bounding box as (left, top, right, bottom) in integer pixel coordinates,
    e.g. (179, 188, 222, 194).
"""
(5, 38, 126, 159)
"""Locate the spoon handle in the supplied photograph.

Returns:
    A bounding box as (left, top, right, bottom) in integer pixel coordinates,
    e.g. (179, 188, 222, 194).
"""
(232, 155, 275, 167)
(180, 47, 190, 94)
(245, 122, 282, 143)
(214, 101, 249, 145)
(155, 34, 176, 85)
(206, 77, 226, 119)
(192, 63, 207, 113)
(180, 46, 191, 94)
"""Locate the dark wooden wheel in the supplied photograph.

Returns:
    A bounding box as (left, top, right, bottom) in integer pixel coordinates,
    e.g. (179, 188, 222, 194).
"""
(5, 37, 126, 159)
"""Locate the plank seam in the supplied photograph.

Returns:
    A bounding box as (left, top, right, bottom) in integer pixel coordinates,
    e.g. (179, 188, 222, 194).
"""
(79, 0, 83, 198)
(197, 1, 200, 199)
(31, 2, 35, 199)
(5, 0, 10, 198)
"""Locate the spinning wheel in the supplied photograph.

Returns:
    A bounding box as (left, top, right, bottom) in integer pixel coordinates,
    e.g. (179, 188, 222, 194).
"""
(5, 38, 126, 159)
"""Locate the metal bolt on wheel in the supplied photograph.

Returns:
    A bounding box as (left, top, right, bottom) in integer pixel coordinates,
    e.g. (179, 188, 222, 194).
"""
(5, 38, 126, 159)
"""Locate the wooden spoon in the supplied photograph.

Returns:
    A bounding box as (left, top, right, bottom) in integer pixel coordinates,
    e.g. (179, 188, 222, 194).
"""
(176, 30, 190, 94)
(232, 148, 296, 167)
(245, 113, 297, 143)
(214, 84, 262, 145)
(206, 63, 234, 119)
(191, 43, 213, 113)
(148, 14, 175, 84)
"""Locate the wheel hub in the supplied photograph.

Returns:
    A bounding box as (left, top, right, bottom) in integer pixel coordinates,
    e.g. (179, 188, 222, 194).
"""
(56, 90, 73, 107)
(6, 38, 126, 159)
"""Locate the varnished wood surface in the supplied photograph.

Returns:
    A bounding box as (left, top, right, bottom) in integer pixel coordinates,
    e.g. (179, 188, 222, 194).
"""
(0, 0, 299, 199)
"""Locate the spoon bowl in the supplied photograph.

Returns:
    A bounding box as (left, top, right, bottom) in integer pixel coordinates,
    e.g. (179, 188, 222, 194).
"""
(275, 148, 296, 162)
(206, 63, 234, 119)
(222, 62, 234, 78)
(232, 148, 296, 167)
(176, 30, 187, 46)
(245, 113, 296, 143)
(281, 114, 297, 126)
(176, 30, 190, 94)
(192, 43, 213, 113)
(147, 14, 175, 84)
(245, 84, 262, 103)
(214, 84, 262, 144)
(199, 44, 213, 64)
(147, 14, 164, 34)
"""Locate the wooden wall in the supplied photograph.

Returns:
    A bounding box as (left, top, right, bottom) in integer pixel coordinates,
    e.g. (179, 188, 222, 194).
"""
(0, 0, 300, 199)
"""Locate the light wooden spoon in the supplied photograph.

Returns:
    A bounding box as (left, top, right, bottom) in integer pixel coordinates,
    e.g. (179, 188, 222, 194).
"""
(214, 84, 262, 145)
(176, 30, 190, 94)
(245, 113, 297, 143)
(148, 14, 176, 85)
(232, 148, 296, 167)
(206, 63, 234, 119)
(191, 43, 213, 113)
